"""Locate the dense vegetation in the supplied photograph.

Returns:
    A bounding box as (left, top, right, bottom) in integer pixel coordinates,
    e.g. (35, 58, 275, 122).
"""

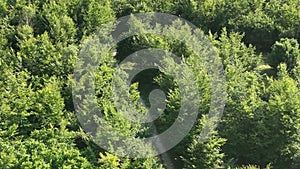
(1, 0, 300, 168)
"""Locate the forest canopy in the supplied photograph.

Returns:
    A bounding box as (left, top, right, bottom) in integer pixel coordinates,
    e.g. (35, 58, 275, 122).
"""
(0, 0, 300, 169)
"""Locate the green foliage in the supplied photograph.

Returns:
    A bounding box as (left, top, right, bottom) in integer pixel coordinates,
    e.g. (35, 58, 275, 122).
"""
(268, 38, 300, 72)
(1, 0, 300, 168)
(213, 28, 262, 71)
(183, 116, 226, 169)
(0, 70, 34, 138)
(98, 152, 130, 169)
(220, 63, 300, 168)
(17, 27, 61, 76)
(215, 27, 269, 167)
(220, 70, 267, 165)
(41, 0, 77, 44)
(0, 131, 94, 169)
(82, 0, 115, 36)
(0, 69, 93, 168)
(66, 0, 115, 39)
(231, 164, 272, 169)
(265, 0, 300, 40)
(111, 0, 177, 17)
(176, 0, 300, 51)
(263, 64, 300, 168)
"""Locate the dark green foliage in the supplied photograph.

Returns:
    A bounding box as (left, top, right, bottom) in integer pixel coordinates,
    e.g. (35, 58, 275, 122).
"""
(268, 38, 300, 72)
(111, 0, 177, 17)
(1, 0, 300, 168)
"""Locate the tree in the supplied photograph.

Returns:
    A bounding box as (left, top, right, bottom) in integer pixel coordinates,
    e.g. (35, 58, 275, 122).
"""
(268, 38, 300, 73)
(212, 28, 262, 72)
(17, 26, 63, 77)
(40, 0, 77, 45)
(265, 0, 300, 41)
(262, 64, 300, 168)
(183, 116, 226, 169)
